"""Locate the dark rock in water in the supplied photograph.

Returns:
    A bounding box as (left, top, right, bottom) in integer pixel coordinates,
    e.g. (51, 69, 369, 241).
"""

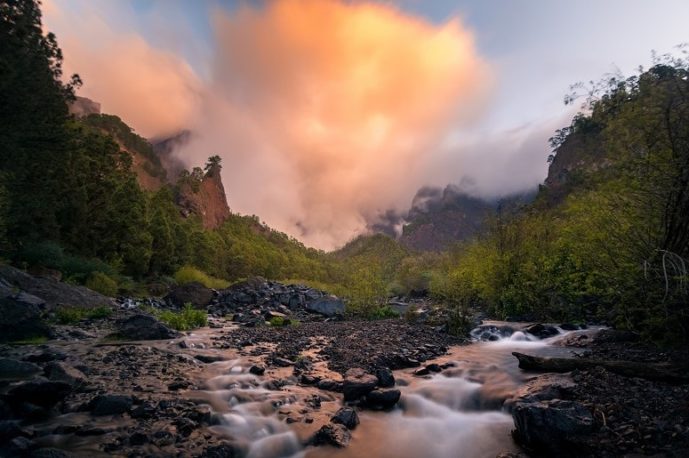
(343, 368, 378, 402)
(364, 389, 401, 410)
(168, 380, 190, 391)
(129, 432, 148, 446)
(165, 282, 214, 308)
(0, 358, 41, 380)
(25, 350, 66, 363)
(300, 374, 320, 385)
(249, 365, 266, 376)
(593, 329, 639, 344)
(200, 442, 240, 458)
(44, 362, 86, 388)
(115, 314, 179, 340)
(7, 378, 72, 408)
(559, 323, 580, 331)
(305, 295, 345, 317)
(195, 354, 226, 364)
(504, 374, 576, 413)
(524, 324, 560, 339)
(331, 407, 360, 430)
(512, 399, 594, 454)
(309, 423, 351, 448)
(28, 448, 74, 458)
(317, 379, 343, 392)
(89, 394, 133, 416)
(413, 367, 430, 376)
(174, 417, 197, 436)
(0, 293, 51, 342)
(426, 363, 442, 373)
(130, 401, 157, 419)
(375, 367, 395, 387)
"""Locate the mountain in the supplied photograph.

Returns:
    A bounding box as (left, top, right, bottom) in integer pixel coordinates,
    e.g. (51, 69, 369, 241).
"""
(175, 162, 231, 229)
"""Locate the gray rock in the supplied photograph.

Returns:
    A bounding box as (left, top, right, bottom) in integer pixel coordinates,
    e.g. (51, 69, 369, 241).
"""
(375, 367, 395, 387)
(309, 423, 351, 448)
(115, 314, 179, 340)
(0, 358, 41, 380)
(305, 295, 345, 317)
(7, 378, 72, 408)
(343, 368, 377, 402)
(364, 389, 401, 410)
(0, 294, 50, 342)
(44, 362, 87, 388)
(165, 282, 214, 308)
(524, 323, 560, 339)
(512, 399, 594, 453)
(89, 394, 133, 416)
(331, 407, 359, 430)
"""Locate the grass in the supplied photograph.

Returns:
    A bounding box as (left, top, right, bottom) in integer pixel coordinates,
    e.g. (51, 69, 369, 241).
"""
(10, 336, 49, 345)
(54, 305, 113, 324)
(268, 316, 300, 327)
(155, 303, 208, 331)
(174, 266, 230, 289)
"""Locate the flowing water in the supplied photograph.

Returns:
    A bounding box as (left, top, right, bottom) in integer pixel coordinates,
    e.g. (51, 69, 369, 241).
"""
(196, 323, 594, 458)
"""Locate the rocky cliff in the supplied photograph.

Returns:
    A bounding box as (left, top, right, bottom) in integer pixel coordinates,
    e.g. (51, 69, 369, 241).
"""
(175, 164, 231, 229)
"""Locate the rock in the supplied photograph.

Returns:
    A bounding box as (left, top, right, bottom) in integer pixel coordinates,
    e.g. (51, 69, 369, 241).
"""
(28, 448, 74, 458)
(426, 363, 442, 373)
(414, 367, 430, 376)
(331, 407, 359, 430)
(44, 362, 86, 388)
(115, 314, 179, 340)
(0, 358, 41, 380)
(129, 432, 148, 445)
(89, 394, 133, 416)
(343, 368, 378, 402)
(512, 399, 594, 454)
(249, 365, 265, 376)
(375, 367, 395, 387)
(0, 420, 28, 442)
(130, 401, 157, 419)
(168, 380, 190, 391)
(165, 282, 214, 308)
(593, 329, 639, 344)
(317, 379, 343, 392)
(305, 295, 345, 317)
(559, 323, 580, 331)
(504, 374, 576, 412)
(524, 324, 560, 339)
(200, 442, 240, 458)
(363, 389, 401, 410)
(309, 423, 351, 448)
(7, 378, 72, 408)
(195, 354, 226, 363)
(0, 293, 51, 342)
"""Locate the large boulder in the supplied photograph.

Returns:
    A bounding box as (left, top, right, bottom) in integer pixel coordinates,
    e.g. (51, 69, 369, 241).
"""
(512, 399, 594, 454)
(306, 295, 345, 317)
(165, 282, 214, 309)
(0, 359, 42, 381)
(524, 324, 560, 339)
(363, 389, 401, 410)
(309, 424, 351, 448)
(115, 314, 179, 340)
(89, 394, 133, 416)
(44, 362, 87, 388)
(0, 292, 51, 343)
(330, 407, 359, 430)
(343, 368, 377, 402)
(6, 378, 72, 408)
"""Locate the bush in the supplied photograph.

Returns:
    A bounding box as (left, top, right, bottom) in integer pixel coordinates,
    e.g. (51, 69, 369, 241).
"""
(174, 266, 229, 289)
(156, 304, 207, 331)
(54, 305, 113, 324)
(85, 272, 118, 296)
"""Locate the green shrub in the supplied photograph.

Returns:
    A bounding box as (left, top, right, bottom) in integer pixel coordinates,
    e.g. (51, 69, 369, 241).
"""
(367, 305, 399, 320)
(174, 266, 229, 289)
(156, 303, 207, 331)
(85, 272, 118, 296)
(269, 316, 286, 326)
(54, 305, 113, 324)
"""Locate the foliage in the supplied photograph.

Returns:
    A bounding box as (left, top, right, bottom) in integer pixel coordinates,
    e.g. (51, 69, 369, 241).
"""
(155, 304, 207, 331)
(54, 305, 113, 324)
(85, 272, 118, 297)
(174, 265, 229, 289)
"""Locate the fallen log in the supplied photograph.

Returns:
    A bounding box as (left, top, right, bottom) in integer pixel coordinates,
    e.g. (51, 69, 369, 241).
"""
(512, 352, 689, 385)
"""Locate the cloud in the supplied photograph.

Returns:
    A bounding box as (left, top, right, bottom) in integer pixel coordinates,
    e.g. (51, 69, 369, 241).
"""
(176, 0, 492, 250)
(43, 0, 201, 138)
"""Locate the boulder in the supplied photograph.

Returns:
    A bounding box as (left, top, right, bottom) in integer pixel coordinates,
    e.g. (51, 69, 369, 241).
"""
(309, 424, 351, 448)
(89, 394, 133, 416)
(305, 295, 345, 317)
(375, 367, 395, 388)
(7, 378, 72, 408)
(165, 282, 214, 309)
(249, 365, 265, 376)
(330, 407, 359, 430)
(0, 293, 51, 342)
(0, 359, 41, 381)
(44, 362, 87, 388)
(524, 324, 560, 339)
(363, 389, 401, 410)
(115, 314, 179, 340)
(343, 368, 377, 402)
(512, 399, 594, 454)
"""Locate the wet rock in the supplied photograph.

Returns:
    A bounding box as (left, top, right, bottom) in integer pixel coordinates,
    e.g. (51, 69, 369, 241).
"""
(130, 401, 157, 419)
(524, 324, 560, 339)
(89, 394, 133, 416)
(426, 363, 442, 373)
(28, 448, 74, 458)
(318, 379, 343, 392)
(249, 365, 265, 376)
(0, 420, 29, 442)
(413, 367, 430, 376)
(504, 374, 576, 412)
(25, 350, 66, 363)
(115, 314, 179, 340)
(0, 293, 50, 342)
(363, 389, 401, 410)
(152, 429, 175, 447)
(165, 281, 214, 308)
(174, 417, 197, 436)
(200, 442, 240, 458)
(7, 378, 72, 408)
(331, 407, 359, 430)
(272, 357, 295, 367)
(129, 431, 148, 445)
(168, 380, 190, 391)
(0, 358, 41, 380)
(195, 354, 226, 363)
(44, 362, 86, 388)
(512, 399, 594, 454)
(559, 323, 581, 331)
(185, 405, 213, 425)
(343, 368, 378, 402)
(375, 367, 395, 387)
(309, 423, 351, 448)
(305, 295, 345, 317)
(593, 329, 639, 344)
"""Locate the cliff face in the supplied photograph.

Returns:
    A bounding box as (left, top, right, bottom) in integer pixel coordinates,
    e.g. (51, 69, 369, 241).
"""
(176, 165, 231, 229)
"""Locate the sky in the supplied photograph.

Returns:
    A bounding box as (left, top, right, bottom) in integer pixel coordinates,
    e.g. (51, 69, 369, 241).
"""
(42, 0, 689, 250)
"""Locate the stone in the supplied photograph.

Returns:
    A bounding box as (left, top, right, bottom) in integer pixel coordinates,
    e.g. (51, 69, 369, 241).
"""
(375, 367, 395, 388)
(115, 314, 179, 340)
(426, 363, 442, 373)
(44, 362, 87, 388)
(413, 367, 430, 376)
(331, 407, 359, 430)
(28, 448, 74, 458)
(512, 399, 594, 453)
(0, 294, 50, 342)
(165, 282, 214, 308)
(343, 368, 377, 402)
(317, 379, 342, 392)
(195, 354, 226, 363)
(89, 394, 133, 416)
(309, 424, 351, 448)
(524, 324, 560, 339)
(7, 378, 72, 408)
(0, 358, 41, 380)
(364, 389, 401, 410)
(249, 365, 265, 376)
(305, 295, 345, 317)
(200, 443, 240, 458)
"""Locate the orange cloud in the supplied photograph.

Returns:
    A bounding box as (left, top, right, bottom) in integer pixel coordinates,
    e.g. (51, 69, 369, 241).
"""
(180, 0, 492, 249)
